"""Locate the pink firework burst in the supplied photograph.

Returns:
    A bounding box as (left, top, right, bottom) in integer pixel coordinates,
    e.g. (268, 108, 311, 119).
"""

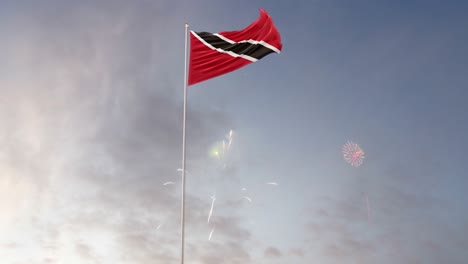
(342, 141, 365, 167)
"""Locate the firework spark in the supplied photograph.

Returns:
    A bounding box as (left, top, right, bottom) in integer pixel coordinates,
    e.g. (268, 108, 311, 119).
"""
(244, 196, 252, 203)
(241, 187, 247, 191)
(342, 141, 365, 167)
(163, 181, 174, 186)
(177, 168, 193, 176)
(266, 182, 278, 186)
(226, 130, 234, 150)
(208, 228, 215, 241)
(207, 195, 216, 224)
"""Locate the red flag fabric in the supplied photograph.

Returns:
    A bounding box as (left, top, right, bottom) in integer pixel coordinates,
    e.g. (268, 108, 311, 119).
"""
(188, 9, 282, 86)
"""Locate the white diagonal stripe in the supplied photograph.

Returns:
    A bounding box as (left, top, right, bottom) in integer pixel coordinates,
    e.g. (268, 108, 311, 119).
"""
(191, 31, 257, 62)
(213, 33, 281, 54)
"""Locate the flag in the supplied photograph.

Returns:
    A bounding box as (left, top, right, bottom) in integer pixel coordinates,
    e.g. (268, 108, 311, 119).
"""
(188, 9, 282, 86)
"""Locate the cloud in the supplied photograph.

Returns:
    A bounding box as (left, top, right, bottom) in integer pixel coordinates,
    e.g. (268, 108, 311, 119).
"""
(0, 1, 252, 263)
(264, 246, 282, 258)
(1, 242, 20, 249)
(192, 241, 251, 264)
(303, 176, 468, 264)
(289, 248, 305, 257)
(75, 242, 96, 261)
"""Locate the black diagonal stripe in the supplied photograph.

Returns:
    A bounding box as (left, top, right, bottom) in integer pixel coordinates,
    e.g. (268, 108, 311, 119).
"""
(196, 32, 275, 60)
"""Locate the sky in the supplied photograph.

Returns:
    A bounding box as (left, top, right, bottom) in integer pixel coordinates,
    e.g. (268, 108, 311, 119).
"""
(1, 0, 468, 263)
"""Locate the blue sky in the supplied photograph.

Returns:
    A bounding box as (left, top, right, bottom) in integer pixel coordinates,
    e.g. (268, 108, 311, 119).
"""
(1, 0, 468, 263)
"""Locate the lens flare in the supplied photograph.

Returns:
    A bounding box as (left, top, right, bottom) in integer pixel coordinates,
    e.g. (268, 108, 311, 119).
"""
(209, 129, 235, 160)
(209, 141, 224, 160)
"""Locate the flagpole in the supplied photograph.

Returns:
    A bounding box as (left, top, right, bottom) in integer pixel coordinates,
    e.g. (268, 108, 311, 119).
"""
(180, 22, 189, 264)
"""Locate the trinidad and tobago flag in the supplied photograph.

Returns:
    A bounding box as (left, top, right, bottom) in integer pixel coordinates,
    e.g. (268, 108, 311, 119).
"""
(188, 9, 282, 86)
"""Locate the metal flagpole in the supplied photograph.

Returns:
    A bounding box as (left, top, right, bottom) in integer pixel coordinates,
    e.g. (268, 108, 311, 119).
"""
(180, 22, 189, 264)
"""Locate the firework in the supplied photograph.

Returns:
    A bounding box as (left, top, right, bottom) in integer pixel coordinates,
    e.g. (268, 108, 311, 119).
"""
(163, 181, 174, 186)
(208, 228, 215, 241)
(226, 130, 234, 150)
(207, 195, 216, 224)
(342, 141, 365, 167)
(177, 168, 192, 177)
(243, 196, 252, 203)
(209, 129, 235, 160)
